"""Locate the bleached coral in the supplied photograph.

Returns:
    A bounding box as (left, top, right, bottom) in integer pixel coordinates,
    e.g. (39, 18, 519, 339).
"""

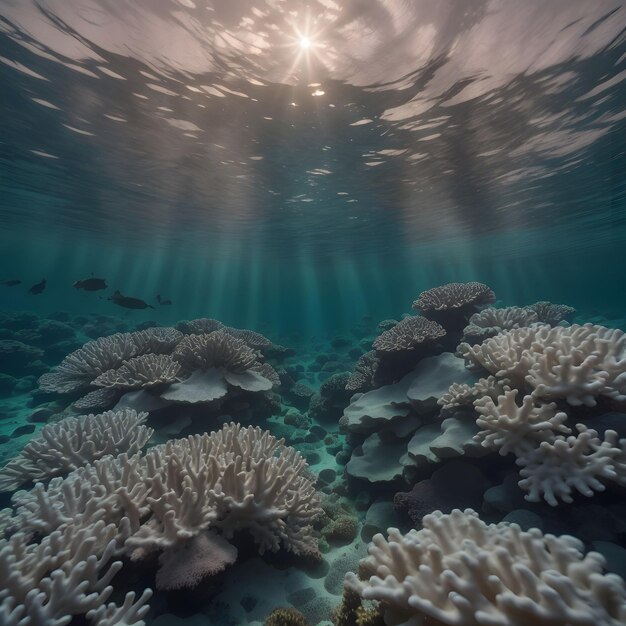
(94, 354, 181, 389)
(126, 423, 321, 560)
(39, 332, 139, 393)
(461, 306, 539, 343)
(345, 508, 626, 626)
(438, 375, 511, 414)
(131, 327, 183, 354)
(459, 324, 626, 406)
(0, 520, 151, 626)
(473, 389, 570, 456)
(0, 409, 152, 491)
(516, 424, 626, 506)
(6, 423, 321, 588)
(173, 331, 259, 373)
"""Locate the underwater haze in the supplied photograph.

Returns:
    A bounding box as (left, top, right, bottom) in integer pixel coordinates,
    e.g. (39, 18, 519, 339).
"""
(1, 2, 626, 626)
(0, 0, 625, 332)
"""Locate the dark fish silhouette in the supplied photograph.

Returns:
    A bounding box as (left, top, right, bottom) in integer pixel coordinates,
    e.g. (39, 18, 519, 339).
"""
(109, 290, 154, 309)
(28, 279, 46, 295)
(156, 294, 172, 305)
(74, 277, 107, 291)
(1, 280, 21, 286)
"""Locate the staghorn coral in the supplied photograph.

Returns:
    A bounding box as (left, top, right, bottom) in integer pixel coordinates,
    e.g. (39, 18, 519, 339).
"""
(461, 306, 539, 344)
(94, 354, 181, 389)
(126, 423, 322, 562)
(438, 375, 511, 415)
(0, 409, 152, 491)
(473, 389, 570, 456)
(0, 520, 152, 626)
(373, 316, 445, 353)
(4, 423, 323, 595)
(516, 424, 626, 506)
(529, 300, 577, 325)
(459, 324, 626, 406)
(346, 508, 626, 626)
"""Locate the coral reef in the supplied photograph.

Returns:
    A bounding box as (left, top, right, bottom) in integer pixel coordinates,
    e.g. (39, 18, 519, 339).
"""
(0, 409, 152, 491)
(346, 508, 626, 626)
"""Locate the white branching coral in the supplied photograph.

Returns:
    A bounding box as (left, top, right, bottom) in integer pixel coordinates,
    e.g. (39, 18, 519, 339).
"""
(4, 423, 321, 590)
(516, 424, 626, 506)
(94, 354, 181, 389)
(473, 390, 570, 456)
(459, 324, 626, 406)
(345, 508, 626, 626)
(0, 409, 152, 491)
(126, 423, 321, 562)
(0, 520, 151, 626)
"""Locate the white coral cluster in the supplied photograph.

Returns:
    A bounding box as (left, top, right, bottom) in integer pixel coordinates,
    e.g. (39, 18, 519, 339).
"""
(0, 409, 153, 491)
(0, 422, 322, 621)
(0, 520, 152, 626)
(39, 323, 279, 412)
(345, 508, 626, 626)
(442, 323, 626, 505)
(3, 423, 321, 591)
(458, 324, 626, 406)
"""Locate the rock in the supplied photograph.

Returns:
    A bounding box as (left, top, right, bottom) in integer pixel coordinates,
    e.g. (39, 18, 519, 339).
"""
(483, 473, 527, 514)
(27, 408, 53, 423)
(362, 498, 401, 542)
(503, 509, 543, 530)
(346, 433, 406, 483)
(12, 424, 36, 437)
(318, 469, 337, 484)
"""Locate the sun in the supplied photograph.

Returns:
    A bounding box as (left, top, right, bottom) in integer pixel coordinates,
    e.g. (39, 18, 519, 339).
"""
(299, 36, 312, 50)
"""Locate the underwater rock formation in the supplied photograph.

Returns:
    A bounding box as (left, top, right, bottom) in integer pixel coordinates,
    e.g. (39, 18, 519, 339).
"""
(345, 508, 626, 626)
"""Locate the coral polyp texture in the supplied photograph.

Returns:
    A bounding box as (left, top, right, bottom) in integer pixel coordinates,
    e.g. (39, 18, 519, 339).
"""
(0, 409, 153, 491)
(173, 331, 258, 373)
(372, 316, 445, 353)
(345, 508, 626, 626)
(461, 306, 539, 344)
(413, 281, 496, 313)
(529, 300, 577, 325)
(94, 353, 181, 389)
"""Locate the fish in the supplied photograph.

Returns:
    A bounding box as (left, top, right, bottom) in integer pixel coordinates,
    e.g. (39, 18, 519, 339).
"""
(109, 290, 154, 309)
(156, 294, 172, 305)
(28, 279, 46, 295)
(73, 277, 108, 291)
(1, 280, 21, 286)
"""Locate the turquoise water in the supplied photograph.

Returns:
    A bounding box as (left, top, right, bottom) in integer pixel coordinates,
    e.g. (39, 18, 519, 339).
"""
(1, 2, 626, 626)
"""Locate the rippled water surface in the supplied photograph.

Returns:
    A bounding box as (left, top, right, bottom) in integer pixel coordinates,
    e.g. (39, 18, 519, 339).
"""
(0, 0, 625, 328)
